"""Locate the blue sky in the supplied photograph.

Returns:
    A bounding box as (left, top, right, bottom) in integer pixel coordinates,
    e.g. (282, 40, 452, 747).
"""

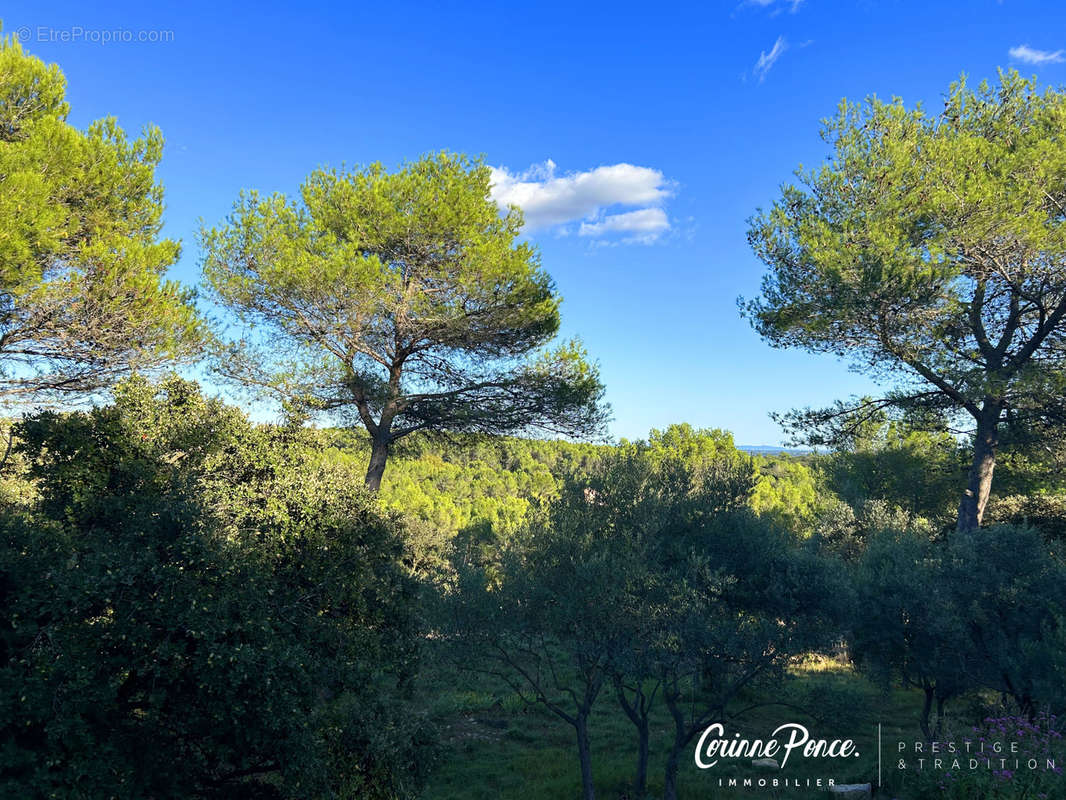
(5, 0, 1066, 443)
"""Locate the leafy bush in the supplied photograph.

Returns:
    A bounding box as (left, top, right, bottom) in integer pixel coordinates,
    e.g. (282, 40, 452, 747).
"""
(851, 524, 1066, 740)
(985, 493, 1066, 542)
(945, 525, 1066, 716)
(0, 376, 431, 798)
(814, 497, 935, 562)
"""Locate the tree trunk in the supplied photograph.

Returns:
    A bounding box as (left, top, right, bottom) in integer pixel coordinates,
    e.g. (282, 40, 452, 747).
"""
(919, 683, 934, 743)
(663, 686, 687, 800)
(934, 694, 946, 742)
(956, 403, 1000, 532)
(576, 711, 596, 800)
(634, 717, 649, 798)
(663, 743, 680, 800)
(364, 435, 390, 491)
(615, 681, 650, 797)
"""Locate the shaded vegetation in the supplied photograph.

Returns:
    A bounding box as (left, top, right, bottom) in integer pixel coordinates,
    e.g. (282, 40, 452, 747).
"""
(1, 378, 429, 798)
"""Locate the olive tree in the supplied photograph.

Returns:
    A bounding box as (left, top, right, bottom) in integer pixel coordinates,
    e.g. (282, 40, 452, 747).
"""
(444, 474, 641, 800)
(443, 432, 846, 800)
(653, 510, 847, 800)
(852, 524, 1066, 735)
(851, 529, 972, 741)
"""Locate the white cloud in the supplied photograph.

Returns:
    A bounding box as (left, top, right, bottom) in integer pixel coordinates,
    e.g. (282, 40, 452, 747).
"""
(578, 208, 670, 244)
(754, 36, 788, 82)
(489, 160, 673, 242)
(740, 0, 804, 14)
(1008, 44, 1065, 65)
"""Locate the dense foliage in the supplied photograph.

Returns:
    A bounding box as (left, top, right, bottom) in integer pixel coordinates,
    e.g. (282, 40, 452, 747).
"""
(0, 35, 203, 400)
(1, 378, 429, 798)
(442, 440, 848, 800)
(851, 523, 1066, 742)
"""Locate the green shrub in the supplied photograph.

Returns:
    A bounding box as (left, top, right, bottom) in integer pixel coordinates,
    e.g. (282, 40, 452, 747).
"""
(851, 524, 1066, 740)
(0, 376, 431, 798)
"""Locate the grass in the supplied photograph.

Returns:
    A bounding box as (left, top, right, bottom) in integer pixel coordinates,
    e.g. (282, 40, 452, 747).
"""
(417, 648, 926, 799)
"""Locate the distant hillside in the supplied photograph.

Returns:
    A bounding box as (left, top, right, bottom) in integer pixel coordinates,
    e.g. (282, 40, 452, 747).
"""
(316, 427, 821, 552)
(738, 445, 812, 455)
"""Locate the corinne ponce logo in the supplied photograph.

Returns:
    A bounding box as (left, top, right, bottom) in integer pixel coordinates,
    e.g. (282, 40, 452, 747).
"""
(695, 722, 859, 769)
(694, 722, 862, 789)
